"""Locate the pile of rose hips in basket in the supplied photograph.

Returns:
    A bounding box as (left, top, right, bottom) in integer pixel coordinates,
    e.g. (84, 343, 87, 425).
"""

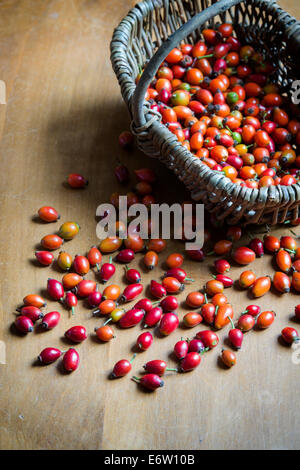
(12, 159, 300, 391)
(139, 23, 300, 187)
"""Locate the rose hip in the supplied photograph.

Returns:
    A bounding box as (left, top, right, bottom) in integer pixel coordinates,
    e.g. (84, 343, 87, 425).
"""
(221, 349, 237, 368)
(114, 164, 130, 184)
(172, 339, 189, 361)
(20, 306, 43, 323)
(241, 305, 261, 316)
(35, 251, 54, 266)
(159, 295, 178, 312)
(15, 315, 34, 333)
(111, 354, 136, 378)
(23, 294, 46, 308)
(273, 271, 291, 293)
(201, 302, 216, 325)
(38, 206, 60, 222)
(276, 249, 292, 273)
(87, 246, 102, 271)
(47, 279, 64, 301)
(136, 332, 153, 351)
(119, 131, 134, 148)
(93, 300, 117, 317)
(144, 251, 158, 270)
(87, 290, 102, 308)
(295, 305, 300, 320)
(214, 259, 230, 274)
(264, 235, 280, 253)
(95, 325, 115, 341)
(62, 273, 82, 290)
(248, 238, 264, 257)
(38, 347, 63, 364)
(73, 255, 90, 275)
(115, 249, 135, 263)
(67, 173, 88, 188)
(134, 168, 156, 184)
(188, 338, 206, 353)
(228, 317, 244, 349)
(76, 279, 97, 298)
(41, 234, 63, 250)
(99, 257, 115, 283)
(180, 352, 202, 372)
(252, 276, 271, 297)
(120, 283, 143, 302)
(125, 266, 141, 284)
(65, 292, 78, 315)
(196, 330, 219, 349)
(143, 307, 163, 328)
(213, 274, 233, 287)
(164, 268, 194, 283)
(58, 221, 80, 240)
(205, 279, 224, 296)
(65, 325, 87, 343)
(63, 348, 80, 371)
(232, 246, 256, 265)
(57, 252, 73, 271)
(143, 360, 177, 376)
(119, 308, 145, 328)
(41, 311, 61, 330)
(186, 249, 205, 261)
(150, 280, 167, 299)
(134, 298, 153, 312)
(162, 276, 184, 294)
(237, 314, 255, 332)
(186, 292, 205, 308)
(256, 310, 276, 329)
(159, 312, 179, 336)
(281, 327, 299, 344)
(132, 374, 164, 391)
(183, 312, 203, 327)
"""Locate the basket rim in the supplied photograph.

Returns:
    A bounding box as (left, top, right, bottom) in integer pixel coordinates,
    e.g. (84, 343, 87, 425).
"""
(110, 0, 300, 220)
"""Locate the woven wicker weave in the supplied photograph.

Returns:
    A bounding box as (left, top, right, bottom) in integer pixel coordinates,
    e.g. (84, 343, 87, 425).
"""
(111, 0, 300, 225)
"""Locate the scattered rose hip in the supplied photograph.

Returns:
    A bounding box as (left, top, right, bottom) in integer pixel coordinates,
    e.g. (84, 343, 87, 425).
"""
(111, 354, 136, 378)
(63, 348, 80, 372)
(136, 332, 153, 351)
(35, 251, 54, 266)
(67, 173, 88, 189)
(221, 349, 237, 368)
(38, 206, 60, 223)
(143, 360, 177, 376)
(14, 122, 300, 392)
(281, 327, 299, 345)
(38, 347, 63, 365)
(132, 374, 164, 391)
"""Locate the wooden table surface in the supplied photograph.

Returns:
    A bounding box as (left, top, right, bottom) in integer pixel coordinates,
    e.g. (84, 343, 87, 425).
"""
(1, 0, 299, 451)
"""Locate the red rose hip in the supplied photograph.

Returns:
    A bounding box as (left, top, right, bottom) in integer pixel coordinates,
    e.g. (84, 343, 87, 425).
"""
(132, 374, 164, 390)
(41, 311, 61, 330)
(65, 325, 87, 343)
(63, 348, 80, 371)
(38, 347, 63, 364)
(137, 332, 153, 351)
(15, 315, 34, 333)
(159, 312, 179, 335)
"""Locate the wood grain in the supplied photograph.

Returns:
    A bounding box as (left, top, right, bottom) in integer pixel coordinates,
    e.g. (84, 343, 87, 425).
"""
(0, 0, 299, 450)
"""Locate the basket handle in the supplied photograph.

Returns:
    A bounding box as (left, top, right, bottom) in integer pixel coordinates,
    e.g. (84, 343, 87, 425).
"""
(132, 0, 243, 128)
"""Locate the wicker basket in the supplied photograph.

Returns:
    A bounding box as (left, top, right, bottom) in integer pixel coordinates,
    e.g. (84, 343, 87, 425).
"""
(110, 0, 300, 226)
